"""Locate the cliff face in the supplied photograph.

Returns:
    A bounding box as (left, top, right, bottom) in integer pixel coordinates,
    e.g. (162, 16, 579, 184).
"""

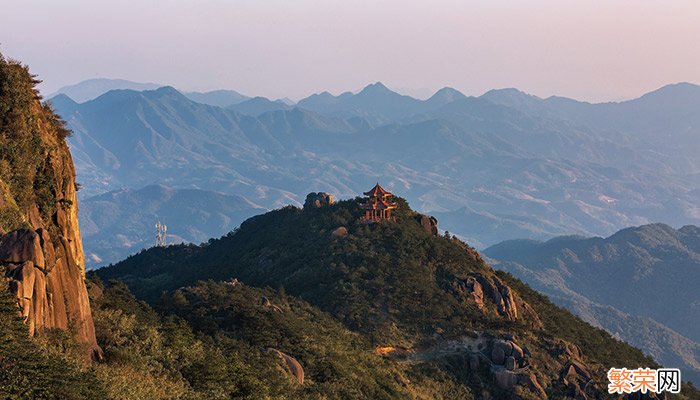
(0, 55, 99, 359)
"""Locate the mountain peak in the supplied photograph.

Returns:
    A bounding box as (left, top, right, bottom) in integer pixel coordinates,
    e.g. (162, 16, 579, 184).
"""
(481, 87, 539, 100)
(48, 92, 77, 104)
(426, 87, 467, 105)
(142, 86, 189, 101)
(152, 85, 182, 95)
(358, 81, 395, 96)
(637, 82, 700, 103)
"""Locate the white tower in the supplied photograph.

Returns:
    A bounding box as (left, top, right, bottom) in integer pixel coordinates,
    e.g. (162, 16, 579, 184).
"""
(155, 221, 167, 247)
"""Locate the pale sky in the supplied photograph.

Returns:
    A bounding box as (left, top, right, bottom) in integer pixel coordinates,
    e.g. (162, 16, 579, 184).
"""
(2, 0, 699, 101)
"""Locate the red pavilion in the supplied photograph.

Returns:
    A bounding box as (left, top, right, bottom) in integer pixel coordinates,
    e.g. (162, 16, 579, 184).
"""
(360, 183, 397, 222)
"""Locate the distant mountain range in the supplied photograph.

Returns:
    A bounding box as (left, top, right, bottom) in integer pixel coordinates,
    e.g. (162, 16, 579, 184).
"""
(484, 223, 700, 385)
(50, 79, 700, 261)
(49, 78, 165, 102)
(51, 78, 275, 108)
(79, 185, 263, 268)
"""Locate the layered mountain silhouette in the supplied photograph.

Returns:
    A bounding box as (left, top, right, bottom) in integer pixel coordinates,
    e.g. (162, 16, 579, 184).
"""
(227, 96, 292, 116)
(484, 223, 700, 385)
(51, 81, 700, 265)
(49, 78, 164, 102)
(51, 78, 263, 108)
(183, 89, 249, 107)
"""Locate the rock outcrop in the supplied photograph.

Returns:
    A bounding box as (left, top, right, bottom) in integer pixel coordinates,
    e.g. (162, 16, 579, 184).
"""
(0, 59, 99, 360)
(260, 295, 283, 313)
(265, 348, 305, 385)
(452, 273, 544, 330)
(0, 203, 99, 359)
(331, 226, 348, 237)
(303, 192, 334, 209)
(415, 214, 438, 236)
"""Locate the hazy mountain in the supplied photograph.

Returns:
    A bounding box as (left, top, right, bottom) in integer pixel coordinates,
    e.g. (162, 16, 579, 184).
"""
(277, 97, 296, 105)
(52, 82, 700, 264)
(50, 78, 251, 108)
(50, 78, 164, 102)
(424, 86, 468, 109)
(182, 89, 249, 107)
(481, 83, 700, 170)
(80, 184, 264, 268)
(297, 82, 425, 124)
(227, 96, 292, 116)
(484, 223, 700, 384)
(55, 86, 355, 199)
(47, 93, 79, 115)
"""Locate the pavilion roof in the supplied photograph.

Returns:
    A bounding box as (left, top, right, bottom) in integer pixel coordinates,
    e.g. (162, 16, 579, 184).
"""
(364, 182, 392, 197)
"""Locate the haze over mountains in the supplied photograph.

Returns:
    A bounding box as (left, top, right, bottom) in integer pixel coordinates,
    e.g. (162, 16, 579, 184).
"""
(484, 223, 700, 385)
(79, 185, 263, 267)
(51, 79, 700, 267)
(51, 78, 252, 107)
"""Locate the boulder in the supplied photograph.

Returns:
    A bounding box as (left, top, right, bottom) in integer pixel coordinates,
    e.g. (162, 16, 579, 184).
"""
(569, 360, 591, 381)
(303, 192, 333, 209)
(266, 348, 304, 385)
(491, 347, 506, 365)
(451, 277, 485, 309)
(415, 214, 438, 236)
(493, 277, 518, 320)
(472, 274, 518, 320)
(331, 226, 348, 237)
(561, 361, 593, 400)
(493, 339, 513, 357)
(505, 356, 516, 370)
(466, 277, 484, 309)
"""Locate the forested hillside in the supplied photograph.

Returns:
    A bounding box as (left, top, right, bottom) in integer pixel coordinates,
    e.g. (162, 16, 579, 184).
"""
(98, 198, 700, 399)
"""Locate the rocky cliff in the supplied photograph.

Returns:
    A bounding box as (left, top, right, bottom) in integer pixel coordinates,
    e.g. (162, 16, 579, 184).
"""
(0, 55, 99, 359)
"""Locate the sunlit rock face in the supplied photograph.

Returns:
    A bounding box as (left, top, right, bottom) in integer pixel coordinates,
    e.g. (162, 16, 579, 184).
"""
(0, 58, 99, 359)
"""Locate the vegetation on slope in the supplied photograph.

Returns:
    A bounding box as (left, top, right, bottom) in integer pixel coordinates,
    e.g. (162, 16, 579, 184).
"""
(99, 198, 700, 398)
(0, 278, 106, 400)
(0, 53, 72, 233)
(485, 224, 700, 385)
(86, 275, 474, 399)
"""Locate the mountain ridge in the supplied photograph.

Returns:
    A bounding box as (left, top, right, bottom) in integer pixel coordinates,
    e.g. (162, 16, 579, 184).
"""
(80, 184, 264, 267)
(54, 80, 700, 268)
(485, 223, 700, 385)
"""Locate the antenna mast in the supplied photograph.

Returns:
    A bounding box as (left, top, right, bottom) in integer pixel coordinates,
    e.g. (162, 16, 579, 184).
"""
(155, 221, 167, 247)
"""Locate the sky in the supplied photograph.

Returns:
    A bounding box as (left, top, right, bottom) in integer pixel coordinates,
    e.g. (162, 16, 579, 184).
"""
(2, 0, 699, 102)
